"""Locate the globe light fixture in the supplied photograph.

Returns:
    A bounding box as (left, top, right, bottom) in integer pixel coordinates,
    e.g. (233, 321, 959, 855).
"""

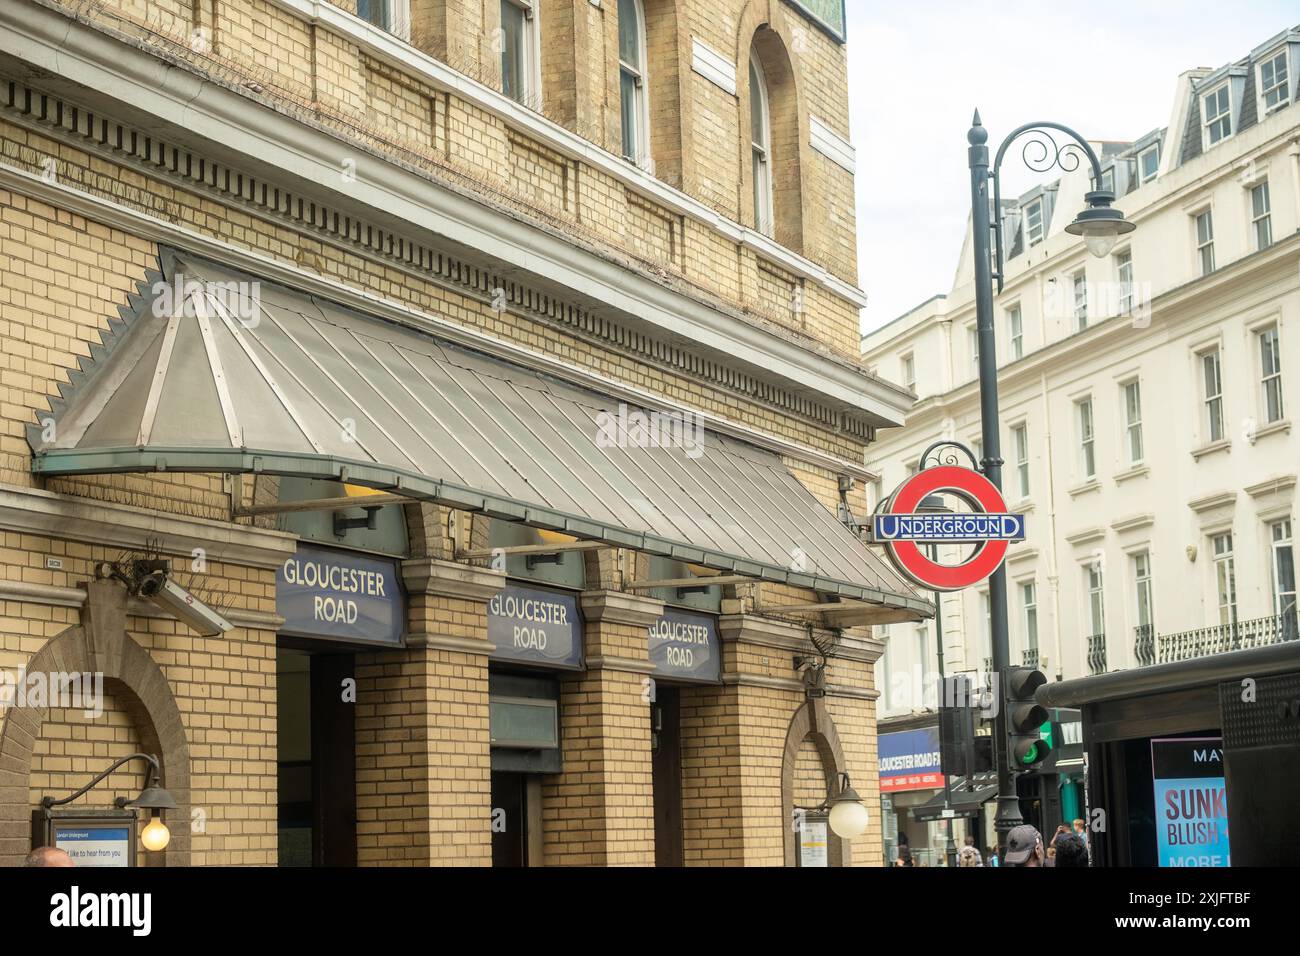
(826, 772, 870, 839)
(1065, 190, 1136, 258)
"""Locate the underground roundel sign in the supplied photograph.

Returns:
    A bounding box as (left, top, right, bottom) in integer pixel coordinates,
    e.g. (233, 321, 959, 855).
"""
(872, 465, 1026, 592)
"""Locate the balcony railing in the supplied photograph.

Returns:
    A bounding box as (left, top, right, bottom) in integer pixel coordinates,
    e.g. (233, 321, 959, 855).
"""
(1086, 633, 1107, 675)
(1022, 648, 1043, 669)
(983, 656, 993, 676)
(1153, 612, 1298, 665)
(1134, 623, 1155, 667)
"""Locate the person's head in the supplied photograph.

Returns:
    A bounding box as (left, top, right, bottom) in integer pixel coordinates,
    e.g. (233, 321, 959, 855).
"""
(24, 846, 74, 867)
(964, 834, 976, 847)
(1073, 818, 1086, 835)
(1047, 846, 1056, 859)
(1004, 825, 1044, 867)
(1054, 832, 1089, 867)
(897, 832, 910, 846)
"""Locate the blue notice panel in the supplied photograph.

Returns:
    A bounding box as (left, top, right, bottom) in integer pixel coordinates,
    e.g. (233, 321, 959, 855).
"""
(55, 826, 132, 867)
(277, 544, 405, 646)
(1151, 737, 1231, 867)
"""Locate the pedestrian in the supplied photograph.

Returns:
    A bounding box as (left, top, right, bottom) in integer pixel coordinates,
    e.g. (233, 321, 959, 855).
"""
(24, 846, 74, 867)
(1002, 824, 1045, 867)
(958, 833, 983, 867)
(1053, 832, 1090, 867)
(895, 832, 913, 867)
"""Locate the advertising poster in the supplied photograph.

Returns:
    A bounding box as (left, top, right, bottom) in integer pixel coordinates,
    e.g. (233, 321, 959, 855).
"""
(1151, 736, 1230, 867)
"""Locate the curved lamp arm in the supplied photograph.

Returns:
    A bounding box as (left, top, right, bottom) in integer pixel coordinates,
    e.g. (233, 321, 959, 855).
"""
(40, 752, 161, 809)
(988, 121, 1106, 294)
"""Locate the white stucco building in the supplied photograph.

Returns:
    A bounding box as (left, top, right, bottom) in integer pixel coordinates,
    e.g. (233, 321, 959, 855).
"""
(863, 26, 1300, 729)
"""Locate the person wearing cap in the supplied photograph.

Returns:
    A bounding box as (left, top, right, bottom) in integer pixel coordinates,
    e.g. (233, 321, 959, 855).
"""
(1002, 824, 1045, 867)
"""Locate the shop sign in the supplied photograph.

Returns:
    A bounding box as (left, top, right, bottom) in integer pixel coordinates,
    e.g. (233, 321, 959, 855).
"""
(648, 609, 720, 683)
(1151, 736, 1231, 867)
(487, 584, 583, 670)
(872, 465, 1025, 592)
(880, 727, 943, 792)
(277, 544, 404, 646)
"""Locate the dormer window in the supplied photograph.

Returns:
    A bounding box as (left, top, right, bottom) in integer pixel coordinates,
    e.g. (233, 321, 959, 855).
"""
(1138, 144, 1159, 183)
(1202, 84, 1232, 147)
(1025, 199, 1044, 246)
(1099, 167, 1115, 195)
(1260, 48, 1290, 113)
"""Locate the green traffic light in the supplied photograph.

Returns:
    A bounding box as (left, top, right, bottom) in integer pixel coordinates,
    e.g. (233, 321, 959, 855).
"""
(1019, 743, 1039, 765)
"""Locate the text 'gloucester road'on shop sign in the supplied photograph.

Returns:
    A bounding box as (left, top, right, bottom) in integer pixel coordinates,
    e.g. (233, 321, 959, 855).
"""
(277, 544, 405, 646)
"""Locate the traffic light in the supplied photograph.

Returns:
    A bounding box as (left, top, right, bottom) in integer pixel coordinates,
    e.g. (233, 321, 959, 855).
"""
(1004, 666, 1051, 771)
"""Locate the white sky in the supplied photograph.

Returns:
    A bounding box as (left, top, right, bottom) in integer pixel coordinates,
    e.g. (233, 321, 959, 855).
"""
(848, 1, 1298, 336)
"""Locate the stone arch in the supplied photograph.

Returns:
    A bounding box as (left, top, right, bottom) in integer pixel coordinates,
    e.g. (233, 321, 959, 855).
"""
(0, 580, 190, 866)
(735, 3, 809, 252)
(781, 696, 849, 866)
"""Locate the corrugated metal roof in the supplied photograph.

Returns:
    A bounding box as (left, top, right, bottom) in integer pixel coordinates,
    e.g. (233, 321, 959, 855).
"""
(28, 251, 929, 616)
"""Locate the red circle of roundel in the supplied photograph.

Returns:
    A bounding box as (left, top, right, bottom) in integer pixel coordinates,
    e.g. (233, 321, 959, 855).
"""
(883, 465, 1011, 592)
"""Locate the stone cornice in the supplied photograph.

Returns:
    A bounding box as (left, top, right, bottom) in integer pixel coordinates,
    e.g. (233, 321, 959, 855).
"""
(1244, 475, 1297, 498)
(718, 613, 883, 664)
(579, 590, 665, 628)
(401, 558, 506, 602)
(0, 482, 295, 570)
(1188, 490, 1238, 514)
(405, 632, 498, 655)
(0, 578, 283, 630)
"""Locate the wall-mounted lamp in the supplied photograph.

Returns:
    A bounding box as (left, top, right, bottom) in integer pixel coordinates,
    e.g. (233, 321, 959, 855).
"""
(41, 753, 178, 853)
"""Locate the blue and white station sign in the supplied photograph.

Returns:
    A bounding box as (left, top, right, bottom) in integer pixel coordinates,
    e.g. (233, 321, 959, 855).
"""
(487, 583, 584, 670)
(277, 544, 405, 646)
(648, 608, 721, 684)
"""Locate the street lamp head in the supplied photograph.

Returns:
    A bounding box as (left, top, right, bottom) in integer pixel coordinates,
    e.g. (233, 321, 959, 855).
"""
(1065, 189, 1136, 258)
(827, 772, 870, 839)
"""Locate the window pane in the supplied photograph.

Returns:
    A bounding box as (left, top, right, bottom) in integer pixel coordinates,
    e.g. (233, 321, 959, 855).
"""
(500, 1, 525, 102)
(620, 69, 638, 159)
(618, 0, 640, 66)
(749, 59, 765, 145)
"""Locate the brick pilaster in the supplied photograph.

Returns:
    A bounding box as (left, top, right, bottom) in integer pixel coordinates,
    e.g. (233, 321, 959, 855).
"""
(541, 590, 662, 866)
(354, 558, 503, 866)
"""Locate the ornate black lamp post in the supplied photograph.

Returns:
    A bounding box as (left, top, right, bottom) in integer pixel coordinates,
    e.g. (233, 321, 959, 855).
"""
(966, 112, 1134, 852)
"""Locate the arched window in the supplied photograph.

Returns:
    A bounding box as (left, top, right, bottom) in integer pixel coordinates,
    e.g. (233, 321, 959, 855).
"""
(618, 0, 650, 165)
(749, 50, 774, 235)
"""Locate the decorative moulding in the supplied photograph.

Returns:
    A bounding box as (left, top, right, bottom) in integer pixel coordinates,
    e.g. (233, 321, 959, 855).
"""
(691, 39, 738, 96)
(1188, 490, 1238, 514)
(1245, 475, 1297, 498)
(1111, 513, 1156, 533)
(809, 116, 856, 174)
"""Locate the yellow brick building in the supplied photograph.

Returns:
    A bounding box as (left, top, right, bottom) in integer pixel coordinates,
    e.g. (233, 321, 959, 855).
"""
(0, 0, 927, 867)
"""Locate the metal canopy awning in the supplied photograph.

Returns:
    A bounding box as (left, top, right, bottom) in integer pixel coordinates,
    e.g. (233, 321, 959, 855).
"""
(910, 776, 997, 821)
(27, 250, 930, 619)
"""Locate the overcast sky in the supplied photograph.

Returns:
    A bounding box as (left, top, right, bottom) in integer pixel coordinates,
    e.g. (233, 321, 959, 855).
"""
(848, 1, 1298, 336)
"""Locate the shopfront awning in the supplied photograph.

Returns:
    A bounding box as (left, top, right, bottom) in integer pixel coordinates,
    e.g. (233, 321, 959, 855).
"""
(28, 251, 930, 619)
(909, 776, 997, 821)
